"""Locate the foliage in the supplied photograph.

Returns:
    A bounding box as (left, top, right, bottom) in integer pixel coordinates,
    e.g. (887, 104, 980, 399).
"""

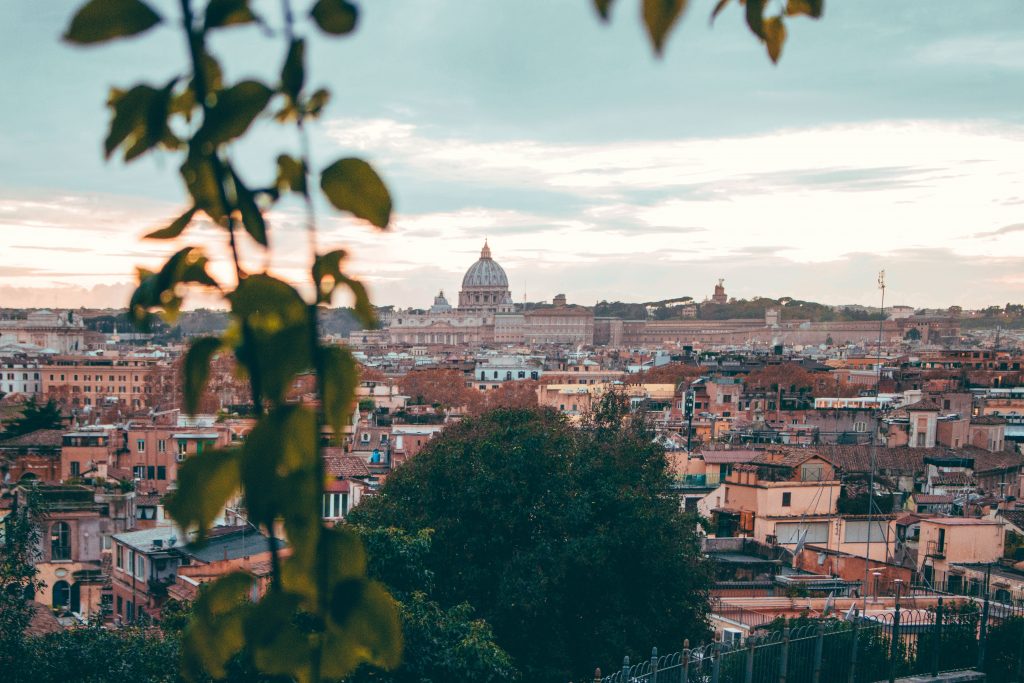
(399, 369, 478, 410)
(10, 626, 181, 683)
(63, 0, 403, 680)
(2, 397, 65, 438)
(635, 362, 703, 387)
(349, 526, 519, 683)
(350, 406, 712, 683)
(0, 490, 44, 673)
(743, 363, 816, 392)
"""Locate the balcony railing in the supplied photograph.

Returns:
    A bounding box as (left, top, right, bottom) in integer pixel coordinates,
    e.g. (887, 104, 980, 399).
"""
(925, 539, 945, 558)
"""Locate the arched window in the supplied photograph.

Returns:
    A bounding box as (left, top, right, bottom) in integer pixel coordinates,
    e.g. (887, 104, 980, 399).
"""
(51, 522, 71, 561)
(52, 580, 70, 609)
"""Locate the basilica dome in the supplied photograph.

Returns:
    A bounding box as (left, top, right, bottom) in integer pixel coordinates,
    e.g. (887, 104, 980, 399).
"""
(461, 241, 509, 289)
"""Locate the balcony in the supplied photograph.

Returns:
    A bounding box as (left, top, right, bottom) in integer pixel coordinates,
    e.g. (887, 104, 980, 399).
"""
(51, 546, 72, 562)
(925, 539, 945, 559)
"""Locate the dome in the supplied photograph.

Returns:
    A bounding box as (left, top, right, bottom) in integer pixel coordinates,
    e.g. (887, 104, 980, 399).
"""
(429, 290, 452, 314)
(461, 241, 509, 289)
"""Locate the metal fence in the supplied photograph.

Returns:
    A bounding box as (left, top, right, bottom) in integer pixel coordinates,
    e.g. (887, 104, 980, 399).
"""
(593, 597, 1024, 683)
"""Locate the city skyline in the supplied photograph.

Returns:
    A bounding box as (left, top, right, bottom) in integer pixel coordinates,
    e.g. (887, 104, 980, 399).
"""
(2, 2, 1024, 310)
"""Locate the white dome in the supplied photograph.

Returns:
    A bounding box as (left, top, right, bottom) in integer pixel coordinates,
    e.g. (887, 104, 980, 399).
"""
(461, 241, 509, 289)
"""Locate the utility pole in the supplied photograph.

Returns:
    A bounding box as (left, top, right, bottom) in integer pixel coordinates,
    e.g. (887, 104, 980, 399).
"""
(863, 270, 886, 612)
(685, 389, 695, 452)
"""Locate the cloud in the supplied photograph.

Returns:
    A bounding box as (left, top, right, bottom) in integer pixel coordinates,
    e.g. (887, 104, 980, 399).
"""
(973, 223, 1024, 239)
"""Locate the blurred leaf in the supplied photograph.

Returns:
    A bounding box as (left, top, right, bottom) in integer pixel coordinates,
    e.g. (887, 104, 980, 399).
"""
(321, 158, 392, 229)
(281, 39, 305, 102)
(311, 0, 359, 35)
(240, 406, 317, 533)
(306, 88, 330, 118)
(230, 166, 268, 246)
(710, 0, 730, 23)
(229, 274, 312, 403)
(165, 448, 241, 539)
(246, 591, 313, 676)
(746, 0, 766, 38)
(146, 206, 197, 239)
(323, 579, 402, 676)
(276, 154, 307, 195)
(764, 16, 786, 63)
(319, 345, 358, 434)
(785, 0, 822, 18)
(104, 82, 173, 161)
(64, 0, 160, 45)
(197, 80, 273, 146)
(312, 250, 375, 325)
(184, 336, 222, 414)
(130, 247, 219, 327)
(182, 571, 251, 680)
(181, 152, 226, 222)
(642, 0, 688, 55)
(205, 0, 256, 28)
(593, 0, 614, 20)
(197, 52, 224, 93)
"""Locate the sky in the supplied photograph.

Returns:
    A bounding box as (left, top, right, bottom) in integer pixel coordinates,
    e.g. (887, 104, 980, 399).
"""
(2, 1, 1024, 311)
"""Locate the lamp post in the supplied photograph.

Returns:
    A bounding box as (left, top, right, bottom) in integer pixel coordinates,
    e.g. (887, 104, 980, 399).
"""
(872, 571, 882, 604)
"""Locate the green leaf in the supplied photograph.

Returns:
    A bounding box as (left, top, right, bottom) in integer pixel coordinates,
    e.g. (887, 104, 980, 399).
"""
(746, 0, 766, 38)
(642, 0, 688, 55)
(312, 251, 375, 325)
(104, 82, 173, 161)
(182, 571, 251, 680)
(710, 0, 730, 24)
(764, 15, 787, 63)
(306, 88, 330, 118)
(246, 591, 313, 677)
(276, 155, 307, 195)
(230, 167, 268, 246)
(310, 0, 359, 35)
(321, 158, 392, 229)
(64, 0, 161, 45)
(323, 579, 402, 676)
(130, 247, 219, 327)
(240, 406, 318, 531)
(198, 80, 273, 146)
(205, 0, 256, 29)
(281, 39, 305, 102)
(785, 0, 823, 18)
(184, 336, 222, 414)
(180, 152, 227, 223)
(319, 345, 358, 434)
(229, 275, 312, 403)
(593, 0, 614, 21)
(165, 448, 241, 539)
(146, 206, 197, 239)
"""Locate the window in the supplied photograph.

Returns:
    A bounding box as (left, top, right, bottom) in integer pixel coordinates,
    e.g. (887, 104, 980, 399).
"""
(157, 466, 166, 480)
(157, 439, 166, 453)
(136, 439, 145, 453)
(134, 465, 145, 479)
(52, 580, 70, 609)
(117, 595, 123, 615)
(51, 522, 71, 561)
(147, 465, 155, 480)
(178, 441, 188, 455)
(70, 461, 80, 477)
(116, 545, 124, 569)
(136, 555, 145, 579)
(782, 492, 792, 507)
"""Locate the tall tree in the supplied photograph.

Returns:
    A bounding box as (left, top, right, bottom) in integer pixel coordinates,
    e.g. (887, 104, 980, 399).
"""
(2, 398, 64, 438)
(0, 490, 44, 675)
(350, 406, 712, 682)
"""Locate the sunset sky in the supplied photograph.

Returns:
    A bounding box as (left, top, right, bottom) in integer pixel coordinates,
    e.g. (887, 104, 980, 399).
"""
(2, 1, 1023, 310)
